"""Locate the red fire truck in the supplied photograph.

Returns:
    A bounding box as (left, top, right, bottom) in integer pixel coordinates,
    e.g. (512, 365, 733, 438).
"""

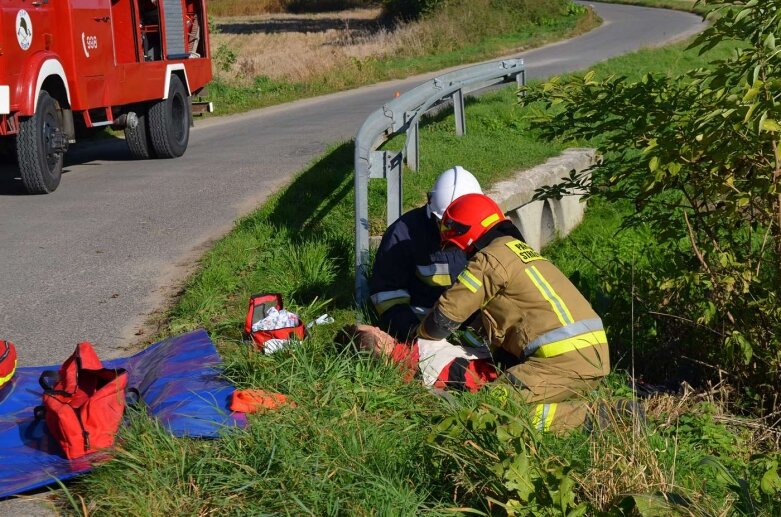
(0, 0, 211, 193)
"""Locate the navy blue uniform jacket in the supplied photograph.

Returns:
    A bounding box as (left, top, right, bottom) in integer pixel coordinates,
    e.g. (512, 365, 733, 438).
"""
(369, 205, 467, 341)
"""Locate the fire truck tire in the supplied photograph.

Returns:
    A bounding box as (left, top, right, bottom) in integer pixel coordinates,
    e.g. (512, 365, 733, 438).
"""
(149, 75, 190, 158)
(17, 91, 64, 194)
(125, 106, 156, 160)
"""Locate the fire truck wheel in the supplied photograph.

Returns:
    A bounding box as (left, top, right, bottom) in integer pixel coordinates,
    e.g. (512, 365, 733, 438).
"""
(149, 75, 190, 158)
(125, 106, 156, 160)
(17, 91, 65, 194)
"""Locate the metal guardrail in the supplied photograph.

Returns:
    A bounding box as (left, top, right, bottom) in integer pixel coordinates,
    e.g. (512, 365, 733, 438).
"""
(354, 59, 526, 305)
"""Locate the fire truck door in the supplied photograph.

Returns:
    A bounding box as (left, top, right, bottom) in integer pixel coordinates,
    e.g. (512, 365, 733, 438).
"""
(72, 0, 115, 107)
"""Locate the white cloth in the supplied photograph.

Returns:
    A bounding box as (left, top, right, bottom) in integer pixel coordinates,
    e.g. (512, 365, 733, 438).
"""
(252, 307, 299, 333)
(263, 339, 291, 355)
(306, 314, 335, 329)
(416, 338, 492, 387)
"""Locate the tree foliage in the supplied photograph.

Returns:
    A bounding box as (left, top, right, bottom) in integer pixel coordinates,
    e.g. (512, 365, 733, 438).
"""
(521, 0, 781, 412)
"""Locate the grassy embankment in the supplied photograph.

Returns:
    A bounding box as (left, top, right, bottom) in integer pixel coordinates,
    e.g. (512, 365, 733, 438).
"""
(205, 0, 599, 114)
(63, 33, 780, 515)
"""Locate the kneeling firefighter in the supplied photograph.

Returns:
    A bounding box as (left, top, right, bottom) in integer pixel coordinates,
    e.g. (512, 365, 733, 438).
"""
(419, 193, 610, 431)
(356, 167, 497, 391)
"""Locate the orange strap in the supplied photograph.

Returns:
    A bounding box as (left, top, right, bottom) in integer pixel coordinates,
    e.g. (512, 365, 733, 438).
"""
(229, 389, 295, 413)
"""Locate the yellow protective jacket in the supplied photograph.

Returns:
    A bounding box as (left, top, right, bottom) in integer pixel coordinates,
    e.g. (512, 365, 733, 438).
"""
(419, 224, 609, 374)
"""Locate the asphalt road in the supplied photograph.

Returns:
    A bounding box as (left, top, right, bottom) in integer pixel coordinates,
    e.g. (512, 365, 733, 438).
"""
(0, 2, 704, 369)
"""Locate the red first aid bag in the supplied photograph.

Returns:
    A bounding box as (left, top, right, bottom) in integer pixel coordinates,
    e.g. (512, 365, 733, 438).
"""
(1, 340, 17, 389)
(244, 293, 306, 351)
(38, 342, 128, 459)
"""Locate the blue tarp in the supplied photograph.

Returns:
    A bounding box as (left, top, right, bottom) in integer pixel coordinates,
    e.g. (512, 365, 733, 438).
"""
(0, 329, 246, 498)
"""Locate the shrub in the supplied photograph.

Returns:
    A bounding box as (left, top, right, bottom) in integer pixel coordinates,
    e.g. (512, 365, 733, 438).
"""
(522, 0, 781, 414)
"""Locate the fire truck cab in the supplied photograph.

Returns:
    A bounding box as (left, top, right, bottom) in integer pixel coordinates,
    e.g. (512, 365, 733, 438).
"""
(0, 0, 211, 193)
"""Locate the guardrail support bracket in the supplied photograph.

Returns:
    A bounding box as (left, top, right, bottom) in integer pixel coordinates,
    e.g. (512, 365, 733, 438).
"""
(517, 69, 527, 95)
(385, 151, 404, 226)
(369, 150, 404, 224)
(405, 120, 420, 172)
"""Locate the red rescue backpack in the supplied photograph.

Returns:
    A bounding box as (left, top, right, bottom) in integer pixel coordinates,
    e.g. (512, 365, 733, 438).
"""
(244, 293, 306, 351)
(0, 340, 17, 389)
(39, 342, 128, 459)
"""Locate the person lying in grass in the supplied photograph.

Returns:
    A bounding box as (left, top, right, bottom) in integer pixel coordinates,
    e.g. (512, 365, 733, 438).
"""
(353, 166, 497, 391)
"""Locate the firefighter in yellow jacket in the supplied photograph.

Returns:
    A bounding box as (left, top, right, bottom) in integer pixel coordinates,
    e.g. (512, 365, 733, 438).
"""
(418, 193, 610, 432)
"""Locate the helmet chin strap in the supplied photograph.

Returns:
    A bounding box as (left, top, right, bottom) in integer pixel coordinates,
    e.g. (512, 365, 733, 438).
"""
(449, 167, 459, 206)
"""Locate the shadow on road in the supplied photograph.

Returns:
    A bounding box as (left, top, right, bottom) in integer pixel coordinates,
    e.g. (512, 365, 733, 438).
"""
(267, 142, 354, 231)
(0, 137, 131, 196)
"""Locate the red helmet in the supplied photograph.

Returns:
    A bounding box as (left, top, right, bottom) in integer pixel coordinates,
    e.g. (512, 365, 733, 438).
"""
(0, 340, 17, 389)
(440, 193, 506, 251)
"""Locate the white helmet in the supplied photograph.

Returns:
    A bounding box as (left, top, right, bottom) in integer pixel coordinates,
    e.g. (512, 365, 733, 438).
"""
(427, 166, 482, 219)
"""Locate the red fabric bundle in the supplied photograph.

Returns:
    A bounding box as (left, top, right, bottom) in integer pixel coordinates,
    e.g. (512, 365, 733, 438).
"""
(40, 342, 128, 459)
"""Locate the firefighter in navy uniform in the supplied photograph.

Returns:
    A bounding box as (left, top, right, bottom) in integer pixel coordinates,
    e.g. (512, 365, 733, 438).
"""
(419, 193, 611, 431)
(370, 166, 481, 340)
(354, 167, 497, 391)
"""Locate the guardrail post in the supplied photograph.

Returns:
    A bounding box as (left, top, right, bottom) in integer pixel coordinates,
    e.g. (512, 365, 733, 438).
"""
(453, 89, 466, 136)
(354, 151, 371, 308)
(385, 151, 404, 226)
(517, 69, 527, 94)
(405, 118, 419, 172)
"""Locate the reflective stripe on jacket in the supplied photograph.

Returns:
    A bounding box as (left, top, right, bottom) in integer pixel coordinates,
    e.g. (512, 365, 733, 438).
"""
(370, 206, 467, 339)
(420, 232, 609, 374)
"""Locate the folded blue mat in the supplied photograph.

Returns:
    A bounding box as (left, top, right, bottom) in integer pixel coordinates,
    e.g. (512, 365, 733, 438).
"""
(0, 329, 246, 498)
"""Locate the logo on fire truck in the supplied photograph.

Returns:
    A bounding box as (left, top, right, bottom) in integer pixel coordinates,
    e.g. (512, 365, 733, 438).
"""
(82, 33, 98, 57)
(15, 10, 33, 51)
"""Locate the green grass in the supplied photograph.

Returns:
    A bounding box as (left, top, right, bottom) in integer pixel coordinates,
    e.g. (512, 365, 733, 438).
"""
(66, 37, 781, 516)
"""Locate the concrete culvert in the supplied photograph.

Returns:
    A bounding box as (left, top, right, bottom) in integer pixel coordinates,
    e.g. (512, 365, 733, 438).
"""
(540, 199, 556, 247)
